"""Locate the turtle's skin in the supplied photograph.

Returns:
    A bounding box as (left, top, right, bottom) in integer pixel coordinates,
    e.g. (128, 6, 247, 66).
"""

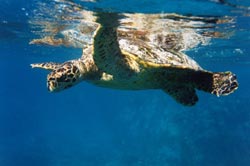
(31, 12, 238, 106)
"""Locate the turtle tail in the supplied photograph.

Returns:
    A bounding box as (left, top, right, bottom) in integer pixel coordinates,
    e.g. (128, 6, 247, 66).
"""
(211, 71, 238, 97)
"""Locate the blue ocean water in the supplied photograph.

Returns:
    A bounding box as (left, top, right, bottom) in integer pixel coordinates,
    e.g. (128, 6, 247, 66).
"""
(1, 0, 250, 166)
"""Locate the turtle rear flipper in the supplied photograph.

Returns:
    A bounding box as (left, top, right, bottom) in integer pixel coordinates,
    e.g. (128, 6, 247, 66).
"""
(163, 86, 198, 106)
(192, 71, 238, 96)
(211, 72, 238, 96)
(162, 70, 238, 105)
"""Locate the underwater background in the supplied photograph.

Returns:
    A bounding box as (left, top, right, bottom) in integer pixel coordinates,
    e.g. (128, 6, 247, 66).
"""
(1, 0, 250, 166)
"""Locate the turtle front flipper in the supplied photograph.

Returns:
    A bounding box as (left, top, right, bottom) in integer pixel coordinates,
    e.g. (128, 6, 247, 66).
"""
(163, 86, 198, 106)
(210, 71, 238, 96)
(31, 62, 61, 70)
(93, 12, 135, 77)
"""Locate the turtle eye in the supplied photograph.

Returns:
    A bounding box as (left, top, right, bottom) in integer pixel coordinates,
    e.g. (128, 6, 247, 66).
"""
(47, 62, 81, 92)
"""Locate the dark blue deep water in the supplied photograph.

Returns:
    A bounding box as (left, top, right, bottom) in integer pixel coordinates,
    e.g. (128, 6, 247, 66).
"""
(1, 0, 250, 166)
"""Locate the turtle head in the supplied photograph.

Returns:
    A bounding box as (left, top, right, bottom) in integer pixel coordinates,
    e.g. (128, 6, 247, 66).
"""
(211, 71, 238, 97)
(31, 59, 96, 92)
(47, 61, 83, 92)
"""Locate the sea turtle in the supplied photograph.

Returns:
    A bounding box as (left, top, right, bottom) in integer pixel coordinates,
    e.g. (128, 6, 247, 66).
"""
(31, 12, 238, 106)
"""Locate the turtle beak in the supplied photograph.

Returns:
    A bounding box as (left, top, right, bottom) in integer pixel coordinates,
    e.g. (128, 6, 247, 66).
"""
(47, 78, 58, 92)
(47, 72, 61, 92)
